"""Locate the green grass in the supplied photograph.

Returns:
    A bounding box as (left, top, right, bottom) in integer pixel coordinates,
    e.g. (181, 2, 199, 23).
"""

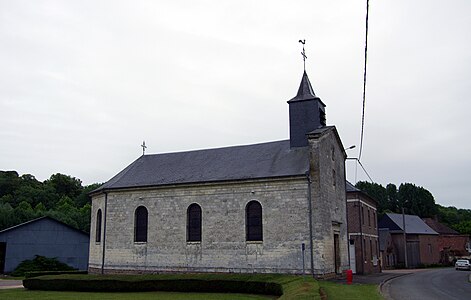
(318, 281, 382, 300)
(0, 289, 274, 300)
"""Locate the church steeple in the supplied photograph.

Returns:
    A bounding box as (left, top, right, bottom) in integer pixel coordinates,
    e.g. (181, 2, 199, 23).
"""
(287, 71, 326, 148)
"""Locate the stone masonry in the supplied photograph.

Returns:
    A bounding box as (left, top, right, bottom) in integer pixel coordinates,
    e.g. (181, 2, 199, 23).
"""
(89, 127, 348, 277)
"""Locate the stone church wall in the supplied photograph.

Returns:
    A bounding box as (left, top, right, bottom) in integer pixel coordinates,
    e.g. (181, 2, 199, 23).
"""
(89, 177, 314, 274)
(308, 128, 349, 276)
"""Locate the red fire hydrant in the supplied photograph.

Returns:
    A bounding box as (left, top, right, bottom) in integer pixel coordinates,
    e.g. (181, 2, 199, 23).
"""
(346, 269, 353, 285)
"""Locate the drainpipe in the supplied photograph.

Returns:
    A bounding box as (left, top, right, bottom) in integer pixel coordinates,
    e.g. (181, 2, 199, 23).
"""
(306, 173, 315, 277)
(358, 196, 364, 274)
(101, 192, 108, 275)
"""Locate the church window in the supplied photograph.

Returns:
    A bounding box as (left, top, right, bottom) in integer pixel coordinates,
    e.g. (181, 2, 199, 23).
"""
(96, 209, 102, 243)
(134, 206, 148, 243)
(187, 203, 202, 242)
(246, 201, 263, 241)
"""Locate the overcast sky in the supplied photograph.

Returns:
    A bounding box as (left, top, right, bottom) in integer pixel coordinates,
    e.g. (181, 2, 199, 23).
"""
(1, 1, 470, 209)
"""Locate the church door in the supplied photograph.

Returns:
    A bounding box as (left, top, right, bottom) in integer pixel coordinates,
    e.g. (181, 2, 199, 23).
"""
(334, 234, 340, 274)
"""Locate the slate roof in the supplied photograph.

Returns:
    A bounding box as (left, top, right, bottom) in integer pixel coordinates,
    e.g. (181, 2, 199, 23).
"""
(379, 213, 438, 235)
(378, 228, 390, 251)
(288, 71, 326, 106)
(346, 181, 360, 192)
(93, 140, 310, 192)
(0, 216, 89, 236)
(422, 218, 459, 235)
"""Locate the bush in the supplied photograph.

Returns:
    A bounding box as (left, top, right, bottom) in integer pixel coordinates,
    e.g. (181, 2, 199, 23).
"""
(22, 273, 320, 298)
(11, 255, 75, 277)
(25, 270, 87, 278)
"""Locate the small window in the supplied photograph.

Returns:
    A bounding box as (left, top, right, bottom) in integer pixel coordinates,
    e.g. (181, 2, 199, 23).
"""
(373, 211, 376, 229)
(333, 169, 336, 187)
(361, 206, 365, 225)
(187, 204, 202, 242)
(331, 147, 335, 161)
(95, 209, 102, 243)
(246, 201, 263, 241)
(368, 209, 371, 227)
(134, 206, 148, 243)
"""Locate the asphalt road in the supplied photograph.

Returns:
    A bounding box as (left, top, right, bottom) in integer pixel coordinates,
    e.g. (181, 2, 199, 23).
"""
(383, 267, 471, 300)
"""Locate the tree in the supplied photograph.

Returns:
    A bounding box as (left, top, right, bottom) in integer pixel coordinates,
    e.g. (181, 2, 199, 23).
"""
(397, 183, 437, 218)
(355, 181, 388, 212)
(45, 173, 82, 199)
(386, 183, 399, 212)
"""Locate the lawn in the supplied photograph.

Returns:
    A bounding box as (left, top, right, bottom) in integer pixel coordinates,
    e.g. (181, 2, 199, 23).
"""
(0, 289, 274, 300)
(318, 281, 382, 300)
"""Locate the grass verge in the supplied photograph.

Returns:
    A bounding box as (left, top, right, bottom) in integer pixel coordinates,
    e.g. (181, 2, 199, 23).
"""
(317, 281, 382, 300)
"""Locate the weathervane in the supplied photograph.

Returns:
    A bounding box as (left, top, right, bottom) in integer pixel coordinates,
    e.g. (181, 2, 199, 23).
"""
(299, 39, 307, 71)
(141, 141, 147, 155)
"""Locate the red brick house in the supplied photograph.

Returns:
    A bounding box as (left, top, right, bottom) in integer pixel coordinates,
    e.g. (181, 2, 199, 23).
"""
(346, 181, 380, 274)
(422, 218, 471, 264)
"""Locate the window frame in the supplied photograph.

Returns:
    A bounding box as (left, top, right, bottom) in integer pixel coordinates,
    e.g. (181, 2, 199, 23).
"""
(95, 209, 102, 243)
(134, 206, 148, 243)
(187, 203, 202, 242)
(246, 201, 263, 242)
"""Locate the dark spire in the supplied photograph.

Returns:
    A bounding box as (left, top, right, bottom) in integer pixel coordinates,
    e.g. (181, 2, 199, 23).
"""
(288, 71, 322, 103)
(287, 71, 326, 148)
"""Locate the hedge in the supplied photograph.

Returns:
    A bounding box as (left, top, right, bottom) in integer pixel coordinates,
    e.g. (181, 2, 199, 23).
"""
(23, 273, 321, 299)
(25, 270, 88, 279)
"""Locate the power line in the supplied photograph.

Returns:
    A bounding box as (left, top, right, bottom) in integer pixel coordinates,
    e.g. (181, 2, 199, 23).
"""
(347, 158, 374, 183)
(359, 0, 369, 161)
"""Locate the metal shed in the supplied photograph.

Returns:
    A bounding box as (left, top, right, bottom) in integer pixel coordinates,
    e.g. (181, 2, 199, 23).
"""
(0, 216, 89, 273)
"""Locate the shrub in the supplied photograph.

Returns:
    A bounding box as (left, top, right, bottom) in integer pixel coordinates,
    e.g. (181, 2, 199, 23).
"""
(25, 270, 87, 278)
(11, 255, 75, 277)
(22, 273, 320, 298)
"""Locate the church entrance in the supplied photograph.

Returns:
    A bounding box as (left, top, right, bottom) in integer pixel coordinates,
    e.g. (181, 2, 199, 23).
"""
(334, 234, 340, 274)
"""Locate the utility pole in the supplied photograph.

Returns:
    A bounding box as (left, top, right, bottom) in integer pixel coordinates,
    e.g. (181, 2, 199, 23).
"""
(402, 206, 408, 268)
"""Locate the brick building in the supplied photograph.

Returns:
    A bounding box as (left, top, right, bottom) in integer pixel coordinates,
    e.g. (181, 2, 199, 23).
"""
(379, 213, 439, 267)
(88, 71, 349, 277)
(346, 182, 380, 274)
(422, 218, 471, 263)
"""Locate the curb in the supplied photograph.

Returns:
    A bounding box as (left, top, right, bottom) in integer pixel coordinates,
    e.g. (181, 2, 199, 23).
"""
(379, 273, 412, 300)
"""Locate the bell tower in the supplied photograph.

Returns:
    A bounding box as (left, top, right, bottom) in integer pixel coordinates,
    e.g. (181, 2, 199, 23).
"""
(287, 71, 326, 148)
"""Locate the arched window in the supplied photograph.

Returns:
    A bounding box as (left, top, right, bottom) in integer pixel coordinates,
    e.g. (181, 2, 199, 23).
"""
(187, 203, 202, 242)
(95, 209, 102, 243)
(246, 201, 263, 241)
(134, 206, 148, 242)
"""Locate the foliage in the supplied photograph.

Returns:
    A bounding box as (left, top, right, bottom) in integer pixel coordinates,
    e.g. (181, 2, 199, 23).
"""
(0, 290, 273, 300)
(22, 273, 320, 299)
(11, 255, 75, 277)
(0, 170, 101, 233)
(25, 270, 88, 279)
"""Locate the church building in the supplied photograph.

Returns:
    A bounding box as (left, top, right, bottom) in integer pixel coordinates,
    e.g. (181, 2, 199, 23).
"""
(89, 71, 349, 277)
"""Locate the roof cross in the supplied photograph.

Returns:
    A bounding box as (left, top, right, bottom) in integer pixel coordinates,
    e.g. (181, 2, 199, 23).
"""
(299, 39, 307, 71)
(141, 141, 147, 155)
